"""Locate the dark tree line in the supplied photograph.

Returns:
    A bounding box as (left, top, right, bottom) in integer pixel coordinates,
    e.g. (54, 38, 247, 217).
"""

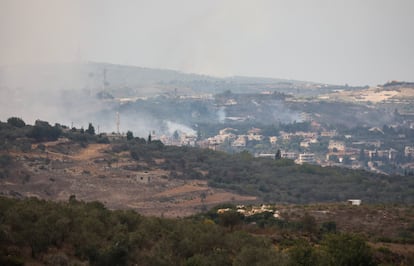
(115, 140, 414, 204)
(0, 197, 384, 266)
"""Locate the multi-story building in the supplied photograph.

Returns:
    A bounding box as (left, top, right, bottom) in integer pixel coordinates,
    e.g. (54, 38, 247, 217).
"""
(281, 151, 297, 160)
(296, 153, 316, 164)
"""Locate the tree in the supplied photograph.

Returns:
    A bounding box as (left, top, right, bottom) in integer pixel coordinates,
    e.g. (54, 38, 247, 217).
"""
(149, 140, 164, 149)
(359, 148, 365, 161)
(321, 233, 375, 266)
(147, 133, 152, 143)
(300, 213, 317, 235)
(288, 240, 318, 266)
(28, 122, 62, 141)
(86, 123, 95, 135)
(233, 245, 284, 266)
(320, 221, 337, 234)
(173, 130, 179, 140)
(329, 155, 339, 163)
(126, 131, 133, 140)
(130, 150, 140, 161)
(7, 117, 26, 128)
(276, 149, 281, 159)
(218, 211, 242, 231)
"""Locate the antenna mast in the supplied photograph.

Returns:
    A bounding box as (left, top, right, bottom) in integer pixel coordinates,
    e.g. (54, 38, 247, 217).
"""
(103, 68, 107, 91)
(116, 112, 120, 134)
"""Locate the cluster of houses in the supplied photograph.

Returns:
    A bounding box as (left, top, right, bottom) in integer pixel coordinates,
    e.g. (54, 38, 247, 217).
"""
(203, 127, 265, 148)
(157, 133, 197, 147)
(217, 204, 281, 219)
(148, 124, 414, 174)
(216, 200, 362, 220)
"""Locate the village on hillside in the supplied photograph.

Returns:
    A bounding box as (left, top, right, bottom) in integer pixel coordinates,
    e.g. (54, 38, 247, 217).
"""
(128, 84, 414, 176)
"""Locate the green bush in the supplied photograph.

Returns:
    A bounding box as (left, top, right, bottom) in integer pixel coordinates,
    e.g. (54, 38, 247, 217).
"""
(321, 233, 375, 266)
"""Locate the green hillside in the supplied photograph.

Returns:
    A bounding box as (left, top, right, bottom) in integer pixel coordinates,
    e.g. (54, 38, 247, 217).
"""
(2, 197, 412, 266)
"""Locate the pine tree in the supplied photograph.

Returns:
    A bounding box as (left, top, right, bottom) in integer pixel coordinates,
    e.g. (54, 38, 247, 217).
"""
(276, 149, 281, 159)
(86, 123, 95, 135)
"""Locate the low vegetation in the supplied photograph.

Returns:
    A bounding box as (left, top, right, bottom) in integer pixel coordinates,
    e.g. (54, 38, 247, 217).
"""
(124, 139, 414, 204)
(1, 197, 413, 265)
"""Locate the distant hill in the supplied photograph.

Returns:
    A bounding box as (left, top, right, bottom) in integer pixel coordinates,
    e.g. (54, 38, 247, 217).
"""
(0, 62, 358, 133)
(0, 62, 326, 96)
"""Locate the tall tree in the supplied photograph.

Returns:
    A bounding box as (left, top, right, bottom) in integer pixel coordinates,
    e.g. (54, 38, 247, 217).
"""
(276, 149, 281, 159)
(126, 131, 134, 140)
(86, 123, 95, 135)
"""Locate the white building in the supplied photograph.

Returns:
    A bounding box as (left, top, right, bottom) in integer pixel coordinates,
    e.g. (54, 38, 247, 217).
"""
(296, 153, 315, 164)
(281, 151, 297, 160)
(256, 153, 276, 159)
(405, 146, 414, 157)
(269, 136, 278, 145)
(348, 199, 362, 206)
(321, 130, 337, 137)
(247, 134, 264, 141)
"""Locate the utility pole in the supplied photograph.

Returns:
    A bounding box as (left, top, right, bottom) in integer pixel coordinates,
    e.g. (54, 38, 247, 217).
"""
(116, 112, 120, 134)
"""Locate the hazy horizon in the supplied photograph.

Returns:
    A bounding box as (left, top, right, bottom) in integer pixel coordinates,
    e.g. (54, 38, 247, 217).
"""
(1, 0, 414, 86)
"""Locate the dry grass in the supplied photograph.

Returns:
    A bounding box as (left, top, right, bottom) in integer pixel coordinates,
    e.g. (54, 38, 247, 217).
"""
(1, 141, 256, 217)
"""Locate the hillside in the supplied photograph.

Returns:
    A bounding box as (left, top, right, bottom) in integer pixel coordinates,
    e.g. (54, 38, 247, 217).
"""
(320, 82, 414, 103)
(1, 140, 256, 217)
(1, 119, 413, 218)
(1, 118, 414, 265)
(0, 62, 333, 96)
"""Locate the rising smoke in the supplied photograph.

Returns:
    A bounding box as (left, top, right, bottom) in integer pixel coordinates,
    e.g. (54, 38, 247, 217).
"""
(0, 63, 210, 137)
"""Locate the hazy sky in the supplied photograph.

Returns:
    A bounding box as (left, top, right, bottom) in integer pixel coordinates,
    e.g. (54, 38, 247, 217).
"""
(1, 0, 413, 86)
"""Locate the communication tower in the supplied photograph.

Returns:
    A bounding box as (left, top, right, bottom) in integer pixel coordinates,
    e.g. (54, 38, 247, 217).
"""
(116, 112, 120, 134)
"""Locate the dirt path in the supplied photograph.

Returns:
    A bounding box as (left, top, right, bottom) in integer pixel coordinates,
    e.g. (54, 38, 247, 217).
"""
(153, 182, 209, 198)
(71, 144, 110, 160)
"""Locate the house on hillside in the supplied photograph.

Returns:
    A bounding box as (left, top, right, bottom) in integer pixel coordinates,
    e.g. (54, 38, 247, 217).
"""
(347, 199, 361, 206)
(321, 130, 337, 137)
(328, 140, 346, 152)
(232, 136, 247, 148)
(405, 146, 414, 157)
(269, 136, 278, 145)
(136, 175, 151, 184)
